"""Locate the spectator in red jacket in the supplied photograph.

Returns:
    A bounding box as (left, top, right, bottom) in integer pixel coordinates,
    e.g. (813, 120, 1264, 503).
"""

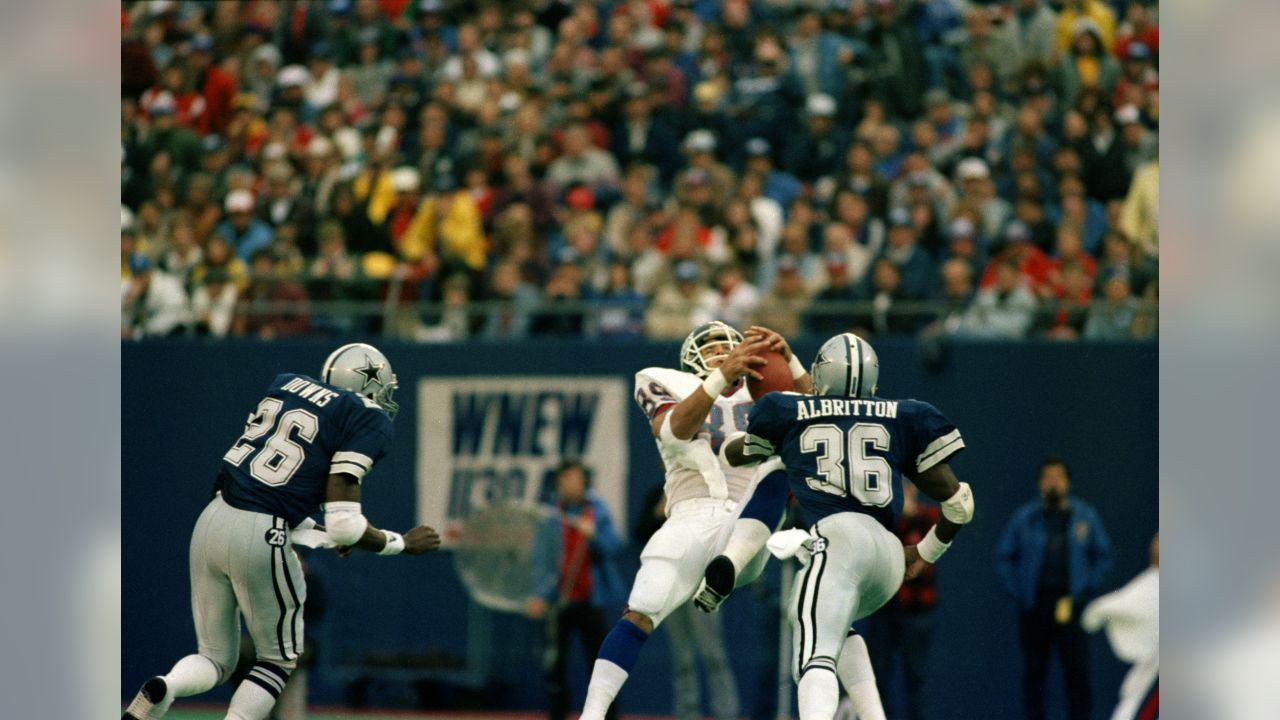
(188, 34, 237, 136)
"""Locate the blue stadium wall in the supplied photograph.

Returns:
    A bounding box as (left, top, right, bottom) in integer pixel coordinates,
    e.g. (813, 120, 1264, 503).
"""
(122, 338, 1157, 719)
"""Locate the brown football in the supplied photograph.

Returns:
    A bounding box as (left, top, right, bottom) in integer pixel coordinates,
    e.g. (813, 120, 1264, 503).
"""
(747, 349, 794, 400)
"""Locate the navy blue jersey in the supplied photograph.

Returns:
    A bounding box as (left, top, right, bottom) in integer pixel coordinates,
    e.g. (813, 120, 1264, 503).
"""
(746, 392, 963, 529)
(218, 373, 394, 525)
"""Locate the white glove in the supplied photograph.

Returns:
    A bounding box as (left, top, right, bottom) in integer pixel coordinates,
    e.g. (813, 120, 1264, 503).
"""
(767, 529, 813, 561)
(291, 527, 337, 549)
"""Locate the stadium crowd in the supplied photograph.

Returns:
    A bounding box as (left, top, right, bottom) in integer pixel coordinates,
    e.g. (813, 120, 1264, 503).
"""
(120, 0, 1158, 343)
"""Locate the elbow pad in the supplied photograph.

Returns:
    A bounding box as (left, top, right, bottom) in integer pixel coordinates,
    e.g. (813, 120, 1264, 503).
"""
(940, 482, 975, 524)
(324, 501, 369, 545)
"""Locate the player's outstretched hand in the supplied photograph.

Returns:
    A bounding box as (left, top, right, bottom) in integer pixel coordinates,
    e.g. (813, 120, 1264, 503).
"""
(404, 525, 442, 554)
(746, 325, 794, 361)
(903, 544, 930, 580)
(718, 337, 769, 382)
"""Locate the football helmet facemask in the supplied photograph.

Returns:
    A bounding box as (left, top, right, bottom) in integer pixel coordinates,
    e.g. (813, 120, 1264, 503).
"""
(679, 321, 744, 378)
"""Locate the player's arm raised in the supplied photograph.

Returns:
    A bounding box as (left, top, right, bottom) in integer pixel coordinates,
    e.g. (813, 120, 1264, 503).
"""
(324, 472, 441, 555)
(903, 462, 974, 579)
(653, 337, 768, 440)
(746, 325, 814, 394)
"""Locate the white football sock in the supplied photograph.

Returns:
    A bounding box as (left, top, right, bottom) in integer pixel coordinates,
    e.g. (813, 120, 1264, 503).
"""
(581, 658, 629, 720)
(798, 666, 840, 720)
(837, 635, 886, 720)
(722, 519, 771, 584)
(225, 677, 278, 720)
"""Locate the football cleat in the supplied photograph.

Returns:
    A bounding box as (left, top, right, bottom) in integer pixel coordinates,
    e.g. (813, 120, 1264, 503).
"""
(122, 676, 169, 720)
(693, 555, 737, 613)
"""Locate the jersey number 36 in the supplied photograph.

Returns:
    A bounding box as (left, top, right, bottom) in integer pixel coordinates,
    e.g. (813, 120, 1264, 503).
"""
(799, 423, 893, 507)
(223, 398, 319, 486)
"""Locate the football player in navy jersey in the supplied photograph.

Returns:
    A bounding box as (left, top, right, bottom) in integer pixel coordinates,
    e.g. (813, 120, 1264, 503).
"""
(123, 343, 441, 720)
(718, 333, 976, 720)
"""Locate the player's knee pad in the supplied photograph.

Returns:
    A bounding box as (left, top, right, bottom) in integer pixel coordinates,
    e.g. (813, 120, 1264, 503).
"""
(244, 660, 294, 702)
(626, 560, 680, 622)
(201, 652, 238, 684)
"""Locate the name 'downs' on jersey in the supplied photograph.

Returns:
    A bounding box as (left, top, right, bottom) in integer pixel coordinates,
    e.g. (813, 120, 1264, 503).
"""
(219, 373, 394, 525)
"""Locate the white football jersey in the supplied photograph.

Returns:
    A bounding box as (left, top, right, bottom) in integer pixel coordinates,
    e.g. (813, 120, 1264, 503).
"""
(634, 367, 759, 512)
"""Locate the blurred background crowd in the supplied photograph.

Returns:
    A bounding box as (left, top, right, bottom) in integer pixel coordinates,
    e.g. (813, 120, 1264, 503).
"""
(120, 0, 1158, 343)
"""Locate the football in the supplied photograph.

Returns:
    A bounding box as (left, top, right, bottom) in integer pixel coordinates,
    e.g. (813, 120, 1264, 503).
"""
(747, 349, 794, 400)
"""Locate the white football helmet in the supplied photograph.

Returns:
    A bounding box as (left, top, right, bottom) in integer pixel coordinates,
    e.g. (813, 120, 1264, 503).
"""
(810, 333, 879, 398)
(321, 343, 399, 418)
(679, 321, 744, 378)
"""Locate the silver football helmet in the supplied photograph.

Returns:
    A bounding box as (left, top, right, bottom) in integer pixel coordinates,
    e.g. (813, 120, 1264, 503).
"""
(810, 333, 879, 398)
(679, 321, 744, 378)
(321, 343, 400, 418)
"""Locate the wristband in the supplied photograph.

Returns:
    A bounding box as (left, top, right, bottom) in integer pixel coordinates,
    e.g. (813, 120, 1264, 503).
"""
(916, 526, 951, 563)
(701, 368, 728, 398)
(940, 482, 975, 524)
(379, 530, 405, 556)
(787, 353, 807, 380)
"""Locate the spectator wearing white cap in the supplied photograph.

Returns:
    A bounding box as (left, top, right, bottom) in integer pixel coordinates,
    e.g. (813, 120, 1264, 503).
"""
(301, 136, 342, 216)
(216, 190, 274, 262)
(274, 64, 312, 110)
(954, 157, 1011, 241)
(676, 130, 736, 206)
(782, 93, 847, 183)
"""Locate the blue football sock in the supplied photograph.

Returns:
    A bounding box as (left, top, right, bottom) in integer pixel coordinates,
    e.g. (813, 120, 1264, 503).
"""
(597, 618, 648, 672)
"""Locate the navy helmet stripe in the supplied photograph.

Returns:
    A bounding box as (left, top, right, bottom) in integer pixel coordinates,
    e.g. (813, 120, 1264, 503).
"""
(852, 334, 864, 398)
(844, 333, 855, 394)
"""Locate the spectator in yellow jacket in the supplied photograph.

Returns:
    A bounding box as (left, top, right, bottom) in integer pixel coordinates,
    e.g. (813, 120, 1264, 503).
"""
(1056, 0, 1116, 58)
(386, 167, 488, 272)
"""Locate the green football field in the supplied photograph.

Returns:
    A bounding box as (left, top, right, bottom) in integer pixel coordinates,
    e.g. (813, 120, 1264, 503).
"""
(166, 711, 551, 720)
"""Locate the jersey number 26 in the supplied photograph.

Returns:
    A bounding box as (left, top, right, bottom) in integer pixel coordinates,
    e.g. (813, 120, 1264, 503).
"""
(799, 423, 893, 507)
(223, 398, 319, 486)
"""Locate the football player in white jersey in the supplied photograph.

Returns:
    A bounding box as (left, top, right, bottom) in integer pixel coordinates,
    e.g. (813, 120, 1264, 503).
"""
(578, 321, 812, 720)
